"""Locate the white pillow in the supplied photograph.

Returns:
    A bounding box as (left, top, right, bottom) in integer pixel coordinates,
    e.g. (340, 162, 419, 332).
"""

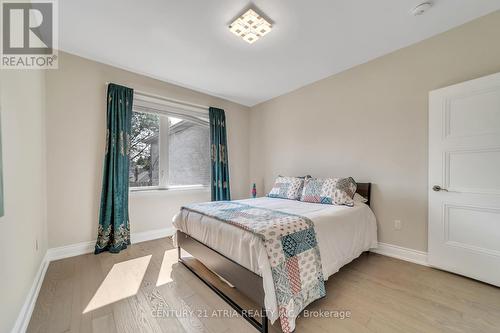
(353, 193, 368, 203)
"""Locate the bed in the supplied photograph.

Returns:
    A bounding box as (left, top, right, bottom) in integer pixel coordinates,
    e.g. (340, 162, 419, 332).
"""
(173, 183, 377, 333)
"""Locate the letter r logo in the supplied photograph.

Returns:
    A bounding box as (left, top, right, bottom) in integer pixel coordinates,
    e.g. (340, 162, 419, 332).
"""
(2, 2, 53, 54)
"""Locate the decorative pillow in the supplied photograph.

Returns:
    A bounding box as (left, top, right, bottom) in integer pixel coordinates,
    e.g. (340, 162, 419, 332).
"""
(296, 175, 312, 196)
(300, 177, 357, 206)
(267, 176, 305, 200)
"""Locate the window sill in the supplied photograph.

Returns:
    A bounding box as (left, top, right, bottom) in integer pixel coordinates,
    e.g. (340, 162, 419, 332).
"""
(129, 185, 210, 194)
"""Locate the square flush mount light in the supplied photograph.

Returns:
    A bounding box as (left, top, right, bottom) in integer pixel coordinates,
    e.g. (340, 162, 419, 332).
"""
(229, 9, 272, 44)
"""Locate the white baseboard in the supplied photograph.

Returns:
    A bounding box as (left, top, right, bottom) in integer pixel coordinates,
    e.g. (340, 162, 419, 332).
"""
(11, 253, 50, 333)
(46, 240, 95, 261)
(371, 242, 429, 266)
(130, 227, 175, 244)
(47, 227, 175, 261)
(12, 226, 175, 332)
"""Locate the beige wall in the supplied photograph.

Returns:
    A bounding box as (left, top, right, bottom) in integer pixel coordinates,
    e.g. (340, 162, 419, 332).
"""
(0, 70, 48, 332)
(46, 52, 250, 248)
(249, 11, 500, 252)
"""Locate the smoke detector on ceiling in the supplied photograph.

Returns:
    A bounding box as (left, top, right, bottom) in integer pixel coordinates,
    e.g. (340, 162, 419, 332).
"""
(411, 2, 433, 16)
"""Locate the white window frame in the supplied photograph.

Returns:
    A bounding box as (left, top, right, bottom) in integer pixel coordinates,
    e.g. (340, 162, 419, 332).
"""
(129, 92, 210, 192)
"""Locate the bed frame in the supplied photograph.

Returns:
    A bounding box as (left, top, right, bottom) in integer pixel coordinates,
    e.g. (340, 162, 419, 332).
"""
(177, 183, 371, 333)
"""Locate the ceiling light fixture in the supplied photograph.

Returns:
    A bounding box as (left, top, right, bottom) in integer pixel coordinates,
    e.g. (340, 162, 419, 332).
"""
(229, 9, 272, 44)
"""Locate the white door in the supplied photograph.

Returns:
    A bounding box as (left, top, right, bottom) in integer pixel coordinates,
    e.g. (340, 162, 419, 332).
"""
(429, 72, 500, 287)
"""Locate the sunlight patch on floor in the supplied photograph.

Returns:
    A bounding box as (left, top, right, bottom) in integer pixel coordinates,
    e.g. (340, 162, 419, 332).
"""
(84, 255, 152, 313)
(156, 248, 178, 286)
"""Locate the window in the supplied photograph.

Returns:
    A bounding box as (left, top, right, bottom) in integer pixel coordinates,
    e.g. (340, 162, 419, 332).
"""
(129, 112, 160, 187)
(129, 94, 210, 190)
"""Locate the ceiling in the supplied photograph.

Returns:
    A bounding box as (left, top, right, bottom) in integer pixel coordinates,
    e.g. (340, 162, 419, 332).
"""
(59, 0, 500, 106)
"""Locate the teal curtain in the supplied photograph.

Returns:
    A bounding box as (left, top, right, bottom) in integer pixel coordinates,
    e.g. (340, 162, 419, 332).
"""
(209, 107, 231, 201)
(95, 83, 133, 254)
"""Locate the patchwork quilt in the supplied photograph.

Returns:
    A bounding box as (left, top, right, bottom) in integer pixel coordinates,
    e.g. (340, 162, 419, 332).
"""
(181, 201, 326, 333)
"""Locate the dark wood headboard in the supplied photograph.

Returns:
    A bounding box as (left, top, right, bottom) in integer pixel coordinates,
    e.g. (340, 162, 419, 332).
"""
(356, 183, 371, 206)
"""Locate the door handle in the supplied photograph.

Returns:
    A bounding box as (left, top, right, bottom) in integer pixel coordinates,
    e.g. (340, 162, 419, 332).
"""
(432, 185, 448, 192)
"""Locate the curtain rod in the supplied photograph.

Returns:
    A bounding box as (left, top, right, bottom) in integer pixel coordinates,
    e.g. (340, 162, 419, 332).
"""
(105, 82, 209, 111)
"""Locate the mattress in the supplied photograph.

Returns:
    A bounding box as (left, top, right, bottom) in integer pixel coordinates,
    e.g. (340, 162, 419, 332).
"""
(173, 197, 378, 323)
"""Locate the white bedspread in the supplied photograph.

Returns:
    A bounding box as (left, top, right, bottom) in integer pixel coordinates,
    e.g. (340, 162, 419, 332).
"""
(173, 197, 377, 323)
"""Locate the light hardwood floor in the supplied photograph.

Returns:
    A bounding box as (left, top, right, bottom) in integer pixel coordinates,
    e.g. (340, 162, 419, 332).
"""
(28, 237, 500, 333)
